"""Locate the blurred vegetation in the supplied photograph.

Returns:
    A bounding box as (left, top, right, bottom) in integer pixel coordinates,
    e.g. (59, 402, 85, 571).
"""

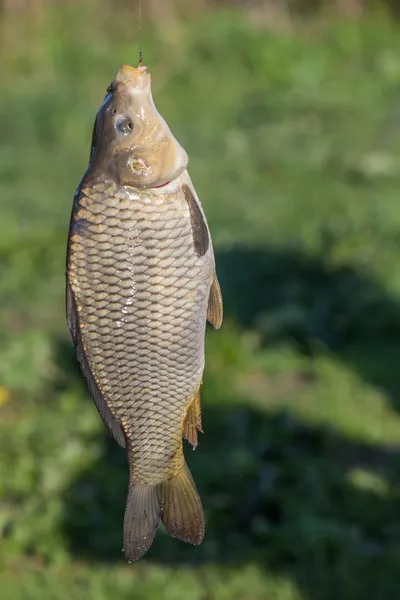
(2, 2, 400, 599)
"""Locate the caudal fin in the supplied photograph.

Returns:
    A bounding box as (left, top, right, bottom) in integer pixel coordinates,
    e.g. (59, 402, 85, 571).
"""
(123, 484, 160, 562)
(159, 461, 204, 545)
(123, 462, 204, 562)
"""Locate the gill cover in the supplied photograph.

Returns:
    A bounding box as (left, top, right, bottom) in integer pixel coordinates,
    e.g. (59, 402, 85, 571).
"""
(90, 64, 188, 188)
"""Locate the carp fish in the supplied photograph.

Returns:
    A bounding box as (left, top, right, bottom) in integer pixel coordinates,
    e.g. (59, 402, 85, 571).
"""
(66, 63, 223, 562)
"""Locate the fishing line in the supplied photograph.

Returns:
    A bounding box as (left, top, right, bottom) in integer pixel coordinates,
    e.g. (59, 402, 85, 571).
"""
(138, 0, 143, 66)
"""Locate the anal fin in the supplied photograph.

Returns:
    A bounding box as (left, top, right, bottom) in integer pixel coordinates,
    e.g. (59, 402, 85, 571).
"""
(183, 389, 203, 449)
(207, 275, 223, 330)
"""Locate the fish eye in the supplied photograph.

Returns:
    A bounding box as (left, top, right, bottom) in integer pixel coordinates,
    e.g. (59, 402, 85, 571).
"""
(116, 116, 134, 136)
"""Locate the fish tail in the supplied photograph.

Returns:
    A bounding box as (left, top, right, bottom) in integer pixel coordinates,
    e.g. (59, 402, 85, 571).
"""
(159, 460, 205, 546)
(123, 483, 161, 563)
(123, 461, 204, 562)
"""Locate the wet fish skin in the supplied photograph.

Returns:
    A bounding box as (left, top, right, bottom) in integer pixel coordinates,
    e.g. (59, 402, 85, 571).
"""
(66, 64, 222, 562)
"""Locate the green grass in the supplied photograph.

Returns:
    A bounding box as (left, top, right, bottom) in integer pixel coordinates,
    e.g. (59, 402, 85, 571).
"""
(2, 5, 400, 599)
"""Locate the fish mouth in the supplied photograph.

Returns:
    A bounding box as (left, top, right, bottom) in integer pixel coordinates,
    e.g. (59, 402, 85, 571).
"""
(113, 63, 151, 93)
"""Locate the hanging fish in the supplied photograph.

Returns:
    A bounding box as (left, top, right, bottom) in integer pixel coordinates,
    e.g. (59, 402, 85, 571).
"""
(66, 63, 223, 562)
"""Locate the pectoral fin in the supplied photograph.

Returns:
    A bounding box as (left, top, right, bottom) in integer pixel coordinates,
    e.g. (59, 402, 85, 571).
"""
(66, 281, 126, 448)
(183, 389, 203, 449)
(207, 275, 223, 330)
(183, 184, 209, 257)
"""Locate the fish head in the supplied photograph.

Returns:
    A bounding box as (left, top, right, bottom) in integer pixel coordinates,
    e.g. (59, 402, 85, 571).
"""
(90, 64, 188, 188)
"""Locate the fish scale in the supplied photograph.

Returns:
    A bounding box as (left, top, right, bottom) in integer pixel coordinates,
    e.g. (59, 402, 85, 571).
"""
(69, 177, 214, 483)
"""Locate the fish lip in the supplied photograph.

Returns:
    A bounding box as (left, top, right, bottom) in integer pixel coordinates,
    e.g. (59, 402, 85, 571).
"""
(113, 64, 151, 93)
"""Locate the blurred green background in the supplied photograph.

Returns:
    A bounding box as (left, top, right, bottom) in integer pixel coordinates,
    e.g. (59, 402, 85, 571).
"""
(2, 1, 400, 598)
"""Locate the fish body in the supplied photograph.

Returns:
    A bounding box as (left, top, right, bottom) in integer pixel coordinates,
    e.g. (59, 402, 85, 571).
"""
(66, 64, 222, 561)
